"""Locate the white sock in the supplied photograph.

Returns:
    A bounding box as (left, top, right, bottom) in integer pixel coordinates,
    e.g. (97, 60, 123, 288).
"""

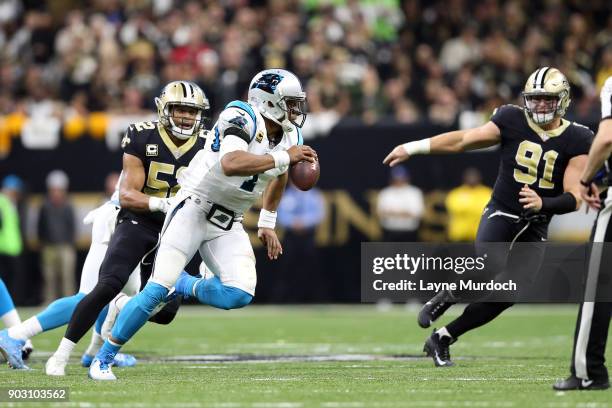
(54, 337, 76, 361)
(436, 327, 452, 339)
(1, 309, 21, 328)
(84, 331, 104, 356)
(7, 317, 42, 341)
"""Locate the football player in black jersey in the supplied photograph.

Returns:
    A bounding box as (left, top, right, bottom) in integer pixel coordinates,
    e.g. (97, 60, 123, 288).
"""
(44, 81, 210, 375)
(384, 67, 594, 367)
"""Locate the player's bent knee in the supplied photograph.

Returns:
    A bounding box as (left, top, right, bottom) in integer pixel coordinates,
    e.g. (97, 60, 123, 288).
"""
(90, 281, 123, 304)
(215, 286, 253, 310)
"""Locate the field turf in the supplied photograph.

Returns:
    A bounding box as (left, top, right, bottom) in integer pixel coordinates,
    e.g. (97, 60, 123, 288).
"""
(0, 305, 610, 407)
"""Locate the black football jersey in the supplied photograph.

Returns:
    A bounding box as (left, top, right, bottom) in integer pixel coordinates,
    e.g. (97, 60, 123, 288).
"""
(120, 120, 205, 228)
(490, 105, 593, 214)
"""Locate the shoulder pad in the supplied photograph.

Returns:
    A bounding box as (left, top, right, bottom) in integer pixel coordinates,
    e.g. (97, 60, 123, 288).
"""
(224, 101, 257, 138)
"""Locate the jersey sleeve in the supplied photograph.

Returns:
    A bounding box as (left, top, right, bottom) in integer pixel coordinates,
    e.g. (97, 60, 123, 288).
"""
(601, 76, 612, 121)
(490, 104, 522, 131)
(567, 127, 594, 157)
(121, 125, 145, 160)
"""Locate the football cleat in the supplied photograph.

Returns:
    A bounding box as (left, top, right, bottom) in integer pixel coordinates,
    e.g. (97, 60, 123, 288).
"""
(45, 354, 67, 376)
(113, 353, 137, 367)
(0, 329, 28, 369)
(423, 329, 455, 367)
(418, 290, 456, 329)
(88, 357, 117, 381)
(22, 339, 34, 361)
(553, 376, 610, 391)
(81, 352, 137, 368)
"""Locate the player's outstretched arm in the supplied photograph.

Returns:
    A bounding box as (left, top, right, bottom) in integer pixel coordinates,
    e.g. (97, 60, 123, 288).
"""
(580, 120, 612, 187)
(383, 121, 501, 167)
(578, 120, 612, 210)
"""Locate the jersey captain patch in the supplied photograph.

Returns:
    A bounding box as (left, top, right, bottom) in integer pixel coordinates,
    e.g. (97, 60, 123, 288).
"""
(146, 144, 159, 156)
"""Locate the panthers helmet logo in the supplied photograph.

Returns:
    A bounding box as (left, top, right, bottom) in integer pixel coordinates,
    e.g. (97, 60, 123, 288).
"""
(250, 73, 283, 94)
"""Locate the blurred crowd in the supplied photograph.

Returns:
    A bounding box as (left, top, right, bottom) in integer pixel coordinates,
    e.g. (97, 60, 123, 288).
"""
(1, 0, 611, 138)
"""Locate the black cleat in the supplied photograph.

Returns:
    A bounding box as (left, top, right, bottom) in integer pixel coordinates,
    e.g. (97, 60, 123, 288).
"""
(553, 376, 610, 391)
(423, 329, 455, 367)
(418, 290, 456, 328)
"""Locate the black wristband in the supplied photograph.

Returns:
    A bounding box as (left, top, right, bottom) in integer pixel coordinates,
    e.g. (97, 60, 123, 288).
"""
(541, 192, 577, 215)
(580, 179, 591, 187)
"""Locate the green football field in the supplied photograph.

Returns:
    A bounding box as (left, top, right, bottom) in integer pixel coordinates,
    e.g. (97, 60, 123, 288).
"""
(0, 305, 610, 407)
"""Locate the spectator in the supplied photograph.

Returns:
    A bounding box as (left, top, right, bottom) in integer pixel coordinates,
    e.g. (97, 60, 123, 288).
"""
(0, 175, 24, 293)
(0, 0, 609, 139)
(377, 166, 424, 242)
(445, 168, 492, 242)
(37, 170, 76, 305)
(275, 180, 326, 302)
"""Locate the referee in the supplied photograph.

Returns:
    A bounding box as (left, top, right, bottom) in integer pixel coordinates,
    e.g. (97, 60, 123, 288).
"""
(554, 76, 612, 391)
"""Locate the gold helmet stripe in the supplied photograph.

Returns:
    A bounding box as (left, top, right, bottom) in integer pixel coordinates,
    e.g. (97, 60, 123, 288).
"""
(179, 82, 187, 98)
(187, 82, 194, 97)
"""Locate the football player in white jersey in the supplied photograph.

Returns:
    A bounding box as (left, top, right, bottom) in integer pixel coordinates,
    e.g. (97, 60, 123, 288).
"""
(88, 69, 317, 380)
(0, 176, 141, 370)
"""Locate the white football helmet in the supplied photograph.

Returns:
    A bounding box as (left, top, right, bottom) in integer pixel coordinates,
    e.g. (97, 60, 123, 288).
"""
(155, 81, 210, 140)
(247, 69, 307, 131)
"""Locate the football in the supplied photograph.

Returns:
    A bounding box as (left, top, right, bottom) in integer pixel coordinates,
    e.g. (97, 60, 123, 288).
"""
(289, 159, 320, 191)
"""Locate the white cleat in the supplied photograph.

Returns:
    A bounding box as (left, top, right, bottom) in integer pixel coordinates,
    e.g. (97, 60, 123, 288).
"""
(45, 355, 67, 376)
(88, 357, 117, 381)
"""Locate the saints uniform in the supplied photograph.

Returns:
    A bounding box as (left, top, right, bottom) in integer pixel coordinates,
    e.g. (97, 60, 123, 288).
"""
(107, 122, 204, 287)
(442, 107, 594, 344)
(476, 104, 593, 244)
(150, 101, 302, 296)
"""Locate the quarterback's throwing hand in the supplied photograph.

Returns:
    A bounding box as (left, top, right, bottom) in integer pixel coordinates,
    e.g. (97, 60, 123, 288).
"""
(383, 145, 410, 167)
(519, 184, 542, 211)
(287, 145, 317, 164)
(258, 228, 283, 260)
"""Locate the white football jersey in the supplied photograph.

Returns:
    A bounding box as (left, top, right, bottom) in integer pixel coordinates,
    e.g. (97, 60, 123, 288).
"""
(178, 100, 303, 214)
(601, 76, 612, 121)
